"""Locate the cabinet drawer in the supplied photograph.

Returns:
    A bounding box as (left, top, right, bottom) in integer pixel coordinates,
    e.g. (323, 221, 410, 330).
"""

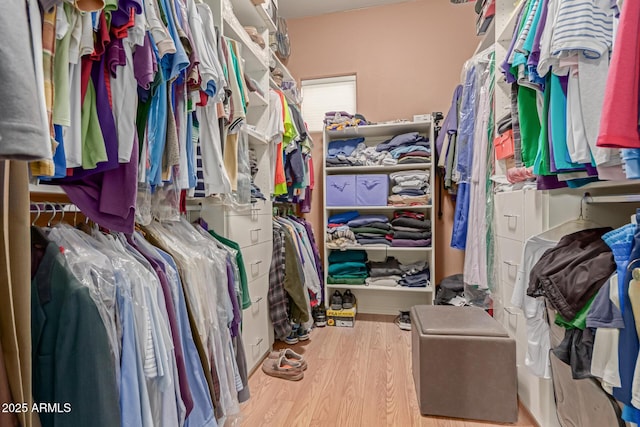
(226, 199, 273, 217)
(227, 214, 272, 248)
(497, 237, 523, 289)
(241, 241, 273, 281)
(495, 191, 524, 241)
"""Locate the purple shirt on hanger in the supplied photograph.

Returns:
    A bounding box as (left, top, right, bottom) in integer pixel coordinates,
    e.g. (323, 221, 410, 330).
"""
(110, 0, 143, 28)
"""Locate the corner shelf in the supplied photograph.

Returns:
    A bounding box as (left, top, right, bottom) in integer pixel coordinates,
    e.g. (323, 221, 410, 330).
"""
(248, 90, 268, 108)
(222, 6, 268, 73)
(229, 0, 277, 32)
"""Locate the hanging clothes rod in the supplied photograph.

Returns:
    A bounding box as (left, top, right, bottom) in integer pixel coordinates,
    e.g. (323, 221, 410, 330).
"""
(29, 203, 81, 213)
(584, 193, 640, 204)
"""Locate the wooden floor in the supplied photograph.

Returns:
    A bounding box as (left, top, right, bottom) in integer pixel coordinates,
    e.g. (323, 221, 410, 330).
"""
(239, 314, 537, 427)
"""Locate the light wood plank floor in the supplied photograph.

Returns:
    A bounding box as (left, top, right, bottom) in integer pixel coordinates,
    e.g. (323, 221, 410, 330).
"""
(240, 314, 537, 427)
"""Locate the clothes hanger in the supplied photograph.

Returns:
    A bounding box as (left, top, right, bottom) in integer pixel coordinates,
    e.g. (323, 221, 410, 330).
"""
(536, 195, 602, 241)
(32, 204, 41, 226)
(46, 203, 57, 228)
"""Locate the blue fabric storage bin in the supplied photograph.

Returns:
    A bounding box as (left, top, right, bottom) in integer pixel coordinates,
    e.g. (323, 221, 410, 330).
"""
(356, 174, 389, 206)
(326, 175, 356, 206)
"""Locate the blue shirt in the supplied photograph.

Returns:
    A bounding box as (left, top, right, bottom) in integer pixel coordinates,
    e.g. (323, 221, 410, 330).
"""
(115, 272, 145, 427)
(326, 137, 365, 159)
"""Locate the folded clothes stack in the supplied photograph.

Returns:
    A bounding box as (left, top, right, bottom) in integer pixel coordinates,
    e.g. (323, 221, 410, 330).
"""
(324, 111, 369, 131)
(249, 148, 266, 203)
(327, 250, 368, 285)
(325, 137, 366, 167)
(366, 257, 403, 287)
(326, 210, 359, 249)
(398, 260, 430, 288)
(376, 132, 431, 164)
(325, 131, 431, 168)
(348, 214, 392, 246)
(390, 211, 432, 247)
(388, 170, 431, 207)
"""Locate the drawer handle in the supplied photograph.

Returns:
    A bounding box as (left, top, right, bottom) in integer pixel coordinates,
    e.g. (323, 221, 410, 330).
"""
(253, 297, 263, 304)
(503, 214, 519, 219)
(251, 228, 262, 232)
(252, 338, 264, 346)
(252, 260, 263, 265)
(504, 306, 519, 317)
(503, 261, 519, 267)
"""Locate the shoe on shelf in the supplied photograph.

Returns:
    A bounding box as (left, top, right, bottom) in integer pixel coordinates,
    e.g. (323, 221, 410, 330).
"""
(330, 290, 343, 310)
(297, 327, 310, 341)
(267, 349, 307, 370)
(342, 289, 356, 309)
(262, 355, 304, 381)
(313, 305, 327, 327)
(395, 310, 411, 331)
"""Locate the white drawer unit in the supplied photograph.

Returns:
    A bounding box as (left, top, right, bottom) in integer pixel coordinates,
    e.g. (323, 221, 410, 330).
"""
(227, 213, 272, 248)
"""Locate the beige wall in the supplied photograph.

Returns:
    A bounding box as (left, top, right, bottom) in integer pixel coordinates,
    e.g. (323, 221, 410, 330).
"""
(286, 0, 479, 283)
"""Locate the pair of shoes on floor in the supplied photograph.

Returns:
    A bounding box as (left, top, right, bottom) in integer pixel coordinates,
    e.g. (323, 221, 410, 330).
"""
(312, 305, 327, 327)
(268, 348, 307, 370)
(395, 310, 411, 331)
(284, 323, 310, 345)
(330, 289, 356, 310)
(262, 350, 305, 381)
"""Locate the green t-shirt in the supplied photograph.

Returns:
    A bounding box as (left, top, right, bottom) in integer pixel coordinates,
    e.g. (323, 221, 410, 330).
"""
(555, 295, 596, 330)
(518, 86, 541, 169)
(208, 230, 251, 310)
(81, 82, 108, 169)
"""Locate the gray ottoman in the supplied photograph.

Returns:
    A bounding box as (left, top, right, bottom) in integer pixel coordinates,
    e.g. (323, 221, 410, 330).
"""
(411, 305, 518, 423)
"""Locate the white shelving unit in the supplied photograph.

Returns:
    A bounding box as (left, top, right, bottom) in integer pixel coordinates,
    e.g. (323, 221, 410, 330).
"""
(323, 120, 435, 315)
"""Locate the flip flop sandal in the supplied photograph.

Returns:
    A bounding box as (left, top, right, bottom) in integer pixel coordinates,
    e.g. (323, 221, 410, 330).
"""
(268, 349, 308, 370)
(262, 355, 304, 381)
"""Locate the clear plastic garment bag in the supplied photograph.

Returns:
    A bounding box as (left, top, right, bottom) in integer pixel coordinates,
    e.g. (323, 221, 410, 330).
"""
(144, 219, 241, 423)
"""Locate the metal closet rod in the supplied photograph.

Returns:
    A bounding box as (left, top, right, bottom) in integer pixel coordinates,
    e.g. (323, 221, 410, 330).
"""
(584, 192, 640, 204)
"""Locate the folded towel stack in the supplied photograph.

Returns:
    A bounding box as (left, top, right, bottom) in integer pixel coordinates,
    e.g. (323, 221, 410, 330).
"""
(388, 170, 431, 207)
(348, 214, 391, 246)
(327, 250, 368, 284)
(389, 210, 432, 247)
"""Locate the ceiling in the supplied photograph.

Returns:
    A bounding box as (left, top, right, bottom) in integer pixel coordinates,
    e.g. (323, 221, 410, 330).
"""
(277, 0, 416, 19)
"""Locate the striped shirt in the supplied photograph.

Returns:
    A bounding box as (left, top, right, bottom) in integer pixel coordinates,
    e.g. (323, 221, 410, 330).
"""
(551, 0, 614, 59)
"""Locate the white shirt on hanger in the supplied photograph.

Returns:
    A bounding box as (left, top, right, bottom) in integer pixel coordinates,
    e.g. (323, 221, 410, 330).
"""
(512, 234, 557, 379)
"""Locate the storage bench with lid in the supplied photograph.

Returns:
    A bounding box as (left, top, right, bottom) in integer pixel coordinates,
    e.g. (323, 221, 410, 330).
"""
(410, 305, 518, 423)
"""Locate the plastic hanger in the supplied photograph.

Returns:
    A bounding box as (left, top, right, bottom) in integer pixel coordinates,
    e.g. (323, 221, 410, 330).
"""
(536, 196, 601, 241)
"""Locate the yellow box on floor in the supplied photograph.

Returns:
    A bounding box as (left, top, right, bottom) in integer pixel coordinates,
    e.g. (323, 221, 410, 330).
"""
(326, 305, 357, 327)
